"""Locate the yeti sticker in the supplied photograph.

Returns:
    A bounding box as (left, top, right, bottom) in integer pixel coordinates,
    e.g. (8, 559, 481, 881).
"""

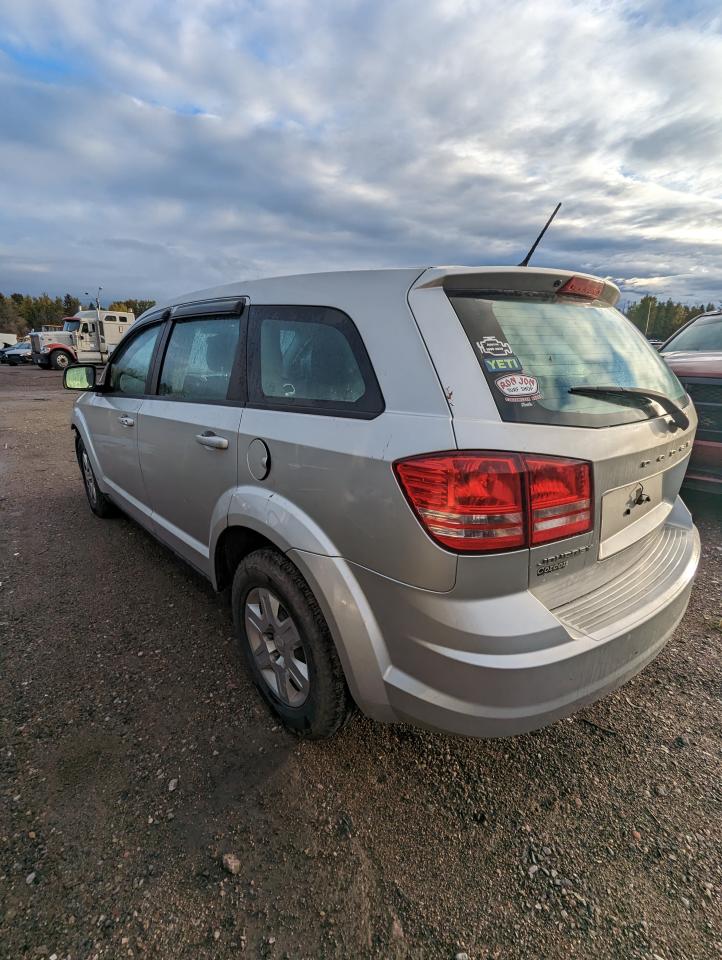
(495, 374, 542, 402)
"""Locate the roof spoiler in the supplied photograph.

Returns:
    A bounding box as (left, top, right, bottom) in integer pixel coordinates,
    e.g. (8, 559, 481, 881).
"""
(411, 267, 620, 307)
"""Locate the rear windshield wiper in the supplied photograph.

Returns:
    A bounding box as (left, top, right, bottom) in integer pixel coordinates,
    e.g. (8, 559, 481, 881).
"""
(568, 386, 690, 431)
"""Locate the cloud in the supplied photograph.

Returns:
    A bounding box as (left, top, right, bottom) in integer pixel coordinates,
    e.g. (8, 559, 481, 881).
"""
(0, 0, 721, 304)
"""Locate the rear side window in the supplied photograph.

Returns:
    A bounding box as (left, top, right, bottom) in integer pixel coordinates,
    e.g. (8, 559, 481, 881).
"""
(158, 315, 241, 403)
(106, 324, 161, 395)
(449, 295, 688, 428)
(247, 305, 383, 417)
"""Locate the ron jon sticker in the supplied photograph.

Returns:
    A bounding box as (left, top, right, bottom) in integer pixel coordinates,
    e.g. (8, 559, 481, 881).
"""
(495, 373, 542, 402)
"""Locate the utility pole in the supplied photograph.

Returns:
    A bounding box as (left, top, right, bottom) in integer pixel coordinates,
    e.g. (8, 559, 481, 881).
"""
(644, 299, 653, 337)
(84, 287, 103, 355)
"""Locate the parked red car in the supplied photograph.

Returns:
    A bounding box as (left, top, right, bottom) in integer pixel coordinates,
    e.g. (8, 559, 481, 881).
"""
(661, 310, 722, 493)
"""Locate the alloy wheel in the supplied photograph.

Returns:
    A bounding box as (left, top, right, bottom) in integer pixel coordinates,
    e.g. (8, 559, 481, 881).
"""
(244, 587, 309, 706)
(81, 451, 98, 507)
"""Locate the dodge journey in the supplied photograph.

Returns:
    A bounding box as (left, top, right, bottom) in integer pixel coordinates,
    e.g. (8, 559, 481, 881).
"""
(64, 267, 700, 738)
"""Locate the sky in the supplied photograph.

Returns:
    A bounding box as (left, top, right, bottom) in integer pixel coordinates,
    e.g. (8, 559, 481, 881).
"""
(1, 0, 721, 306)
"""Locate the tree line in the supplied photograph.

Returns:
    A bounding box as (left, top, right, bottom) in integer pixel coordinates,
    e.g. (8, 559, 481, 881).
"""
(625, 296, 718, 341)
(0, 293, 156, 337)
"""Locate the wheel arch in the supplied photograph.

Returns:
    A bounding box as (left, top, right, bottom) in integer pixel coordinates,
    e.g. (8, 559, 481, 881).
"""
(214, 525, 281, 592)
(212, 487, 341, 591)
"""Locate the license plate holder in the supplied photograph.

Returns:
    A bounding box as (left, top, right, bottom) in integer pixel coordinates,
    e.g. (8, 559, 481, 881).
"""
(599, 472, 665, 559)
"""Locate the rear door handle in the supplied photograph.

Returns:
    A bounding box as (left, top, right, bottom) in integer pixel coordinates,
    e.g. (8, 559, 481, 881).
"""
(195, 431, 229, 450)
(118, 416, 135, 427)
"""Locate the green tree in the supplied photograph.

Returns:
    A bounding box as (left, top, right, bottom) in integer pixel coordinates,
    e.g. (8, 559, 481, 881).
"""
(63, 293, 81, 316)
(23, 294, 64, 331)
(0, 294, 26, 337)
(627, 295, 658, 334)
(109, 298, 156, 317)
(625, 296, 710, 340)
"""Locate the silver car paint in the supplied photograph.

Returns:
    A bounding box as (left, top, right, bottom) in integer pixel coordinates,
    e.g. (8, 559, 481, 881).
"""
(139, 399, 243, 573)
(71, 266, 700, 737)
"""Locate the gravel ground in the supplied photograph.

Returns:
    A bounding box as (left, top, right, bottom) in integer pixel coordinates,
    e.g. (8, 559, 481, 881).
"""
(0, 363, 720, 960)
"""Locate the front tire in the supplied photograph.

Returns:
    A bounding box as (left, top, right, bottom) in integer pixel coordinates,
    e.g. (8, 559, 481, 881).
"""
(76, 436, 117, 518)
(232, 549, 353, 738)
(50, 350, 73, 370)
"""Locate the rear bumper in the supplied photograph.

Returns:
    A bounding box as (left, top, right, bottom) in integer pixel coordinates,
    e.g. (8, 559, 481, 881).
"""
(381, 572, 694, 737)
(293, 499, 700, 738)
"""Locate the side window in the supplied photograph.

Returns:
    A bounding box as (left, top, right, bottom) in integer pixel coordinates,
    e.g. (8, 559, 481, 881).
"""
(106, 324, 161, 394)
(248, 305, 383, 416)
(158, 315, 241, 402)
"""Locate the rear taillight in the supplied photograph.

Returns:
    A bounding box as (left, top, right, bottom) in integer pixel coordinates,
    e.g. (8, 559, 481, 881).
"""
(394, 454, 525, 551)
(525, 456, 592, 545)
(394, 452, 592, 553)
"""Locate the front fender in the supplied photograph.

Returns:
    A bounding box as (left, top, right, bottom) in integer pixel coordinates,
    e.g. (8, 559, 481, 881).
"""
(71, 403, 109, 493)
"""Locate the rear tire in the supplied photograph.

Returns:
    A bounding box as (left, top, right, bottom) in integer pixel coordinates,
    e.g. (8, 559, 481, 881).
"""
(232, 549, 353, 739)
(50, 350, 72, 370)
(76, 436, 117, 518)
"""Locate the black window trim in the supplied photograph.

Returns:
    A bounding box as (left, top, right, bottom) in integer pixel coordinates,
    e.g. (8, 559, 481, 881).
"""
(146, 297, 248, 407)
(246, 303, 384, 420)
(171, 297, 246, 319)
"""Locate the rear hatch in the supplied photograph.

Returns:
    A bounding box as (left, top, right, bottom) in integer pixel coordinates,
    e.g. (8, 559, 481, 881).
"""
(407, 268, 697, 608)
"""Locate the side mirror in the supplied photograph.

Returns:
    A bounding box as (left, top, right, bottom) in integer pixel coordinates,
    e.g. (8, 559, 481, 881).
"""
(63, 364, 97, 391)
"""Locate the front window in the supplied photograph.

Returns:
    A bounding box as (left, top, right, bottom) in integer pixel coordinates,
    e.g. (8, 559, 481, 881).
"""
(450, 294, 688, 428)
(661, 315, 722, 353)
(63, 320, 80, 333)
(106, 324, 161, 394)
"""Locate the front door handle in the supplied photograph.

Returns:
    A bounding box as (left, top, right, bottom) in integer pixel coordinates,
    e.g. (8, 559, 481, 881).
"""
(118, 416, 135, 427)
(195, 431, 229, 450)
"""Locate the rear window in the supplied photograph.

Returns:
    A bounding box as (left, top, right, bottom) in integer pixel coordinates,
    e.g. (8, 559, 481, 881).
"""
(661, 314, 722, 353)
(450, 294, 688, 428)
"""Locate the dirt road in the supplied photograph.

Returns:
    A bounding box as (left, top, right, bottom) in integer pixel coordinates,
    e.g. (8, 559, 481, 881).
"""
(1, 364, 720, 960)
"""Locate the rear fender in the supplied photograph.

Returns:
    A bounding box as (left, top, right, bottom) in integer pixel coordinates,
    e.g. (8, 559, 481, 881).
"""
(220, 486, 340, 565)
(216, 488, 395, 717)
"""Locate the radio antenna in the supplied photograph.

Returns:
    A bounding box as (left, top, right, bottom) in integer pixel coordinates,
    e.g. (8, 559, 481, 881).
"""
(518, 202, 562, 267)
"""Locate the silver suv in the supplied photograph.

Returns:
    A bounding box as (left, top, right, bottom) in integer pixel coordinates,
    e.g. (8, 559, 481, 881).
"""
(64, 267, 700, 739)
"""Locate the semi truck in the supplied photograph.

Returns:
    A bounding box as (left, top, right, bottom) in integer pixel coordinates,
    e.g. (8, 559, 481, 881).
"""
(31, 309, 136, 369)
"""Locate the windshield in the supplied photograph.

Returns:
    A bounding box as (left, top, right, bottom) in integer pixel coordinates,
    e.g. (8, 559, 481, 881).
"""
(449, 294, 688, 428)
(661, 315, 722, 353)
(63, 320, 81, 332)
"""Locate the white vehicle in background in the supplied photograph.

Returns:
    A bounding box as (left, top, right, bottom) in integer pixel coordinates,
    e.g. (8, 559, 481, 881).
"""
(0, 332, 18, 349)
(31, 310, 136, 370)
